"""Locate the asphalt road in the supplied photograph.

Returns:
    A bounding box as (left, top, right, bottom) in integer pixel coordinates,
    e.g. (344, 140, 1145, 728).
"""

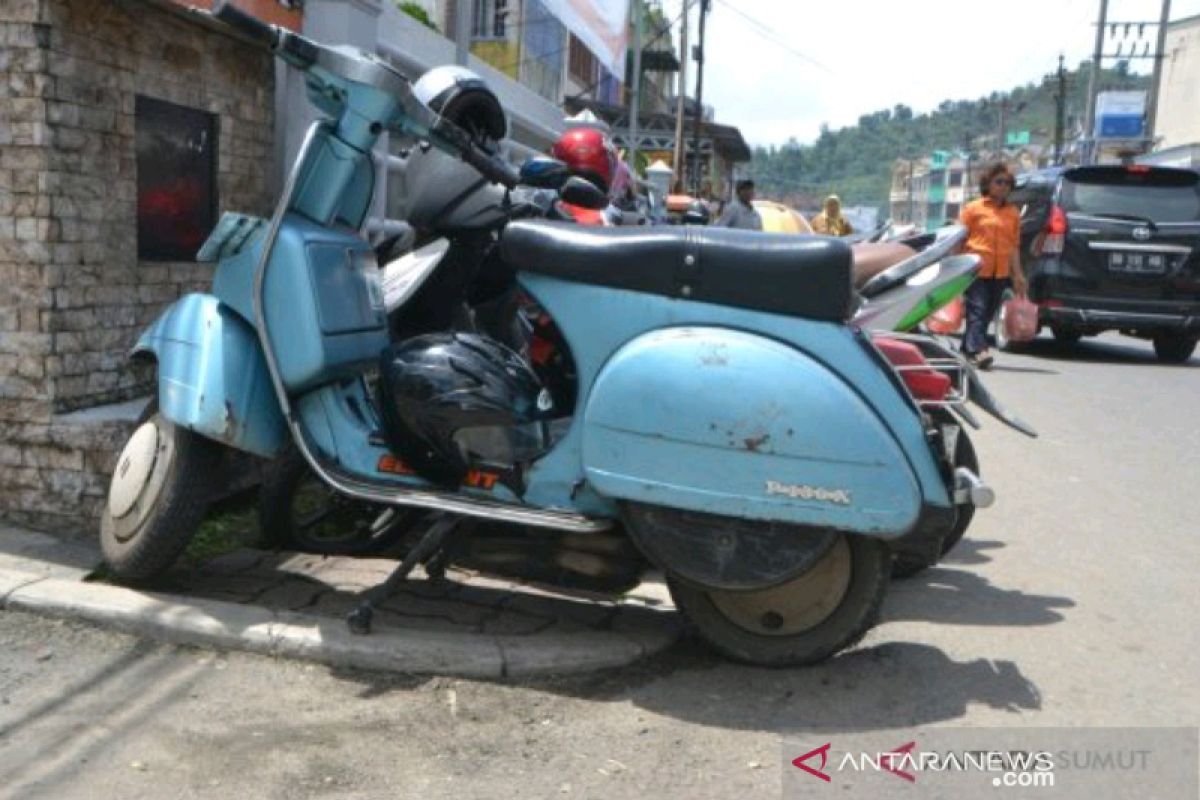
(0, 332, 1197, 799)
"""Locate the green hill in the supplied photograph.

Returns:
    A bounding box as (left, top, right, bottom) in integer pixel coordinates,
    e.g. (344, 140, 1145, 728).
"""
(747, 61, 1150, 212)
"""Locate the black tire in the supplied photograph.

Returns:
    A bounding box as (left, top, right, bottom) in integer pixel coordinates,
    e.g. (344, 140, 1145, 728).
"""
(257, 447, 418, 555)
(892, 416, 979, 578)
(668, 534, 889, 667)
(100, 409, 220, 582)
(1051, 326, 1082, 345)
(1152, 334, 1198, 364)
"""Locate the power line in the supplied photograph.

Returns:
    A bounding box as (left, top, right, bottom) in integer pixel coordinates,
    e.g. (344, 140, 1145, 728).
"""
(711, 0, 835, 75)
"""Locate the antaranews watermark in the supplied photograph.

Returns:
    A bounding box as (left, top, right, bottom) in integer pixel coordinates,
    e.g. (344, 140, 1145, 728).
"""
(781, 727, 1197, 798)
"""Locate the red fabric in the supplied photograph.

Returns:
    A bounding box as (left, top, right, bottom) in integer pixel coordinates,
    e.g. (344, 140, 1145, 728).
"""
(560, 203, 607, 226)
(926, 297, 964, 335)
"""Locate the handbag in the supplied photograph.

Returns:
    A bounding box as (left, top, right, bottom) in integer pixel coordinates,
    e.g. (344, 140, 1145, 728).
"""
(1003, 294, 1039, 343)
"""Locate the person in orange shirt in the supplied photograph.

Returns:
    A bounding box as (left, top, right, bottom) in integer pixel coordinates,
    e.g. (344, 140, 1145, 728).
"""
(958, 162, 1028, 368)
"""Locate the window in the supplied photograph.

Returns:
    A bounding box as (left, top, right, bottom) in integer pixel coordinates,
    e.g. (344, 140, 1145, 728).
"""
(472, 0, 508, 39)
(135, 96, 217, 262)
(949, 170, 963, 187)
(1062, 172, 1200, 222)
(569, 34, 598, 85)
(944, 203, 961, 221)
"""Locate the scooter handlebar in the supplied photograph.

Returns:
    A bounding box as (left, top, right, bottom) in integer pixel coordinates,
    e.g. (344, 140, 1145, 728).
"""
(461, 145, 520, 190)
(212, 0, 281, 49)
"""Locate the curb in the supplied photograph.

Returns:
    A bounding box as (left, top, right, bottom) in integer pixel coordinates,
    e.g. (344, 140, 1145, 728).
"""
(0, 568, 679, 679)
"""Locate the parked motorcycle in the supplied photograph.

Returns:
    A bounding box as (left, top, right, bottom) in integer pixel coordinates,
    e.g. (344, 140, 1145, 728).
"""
(101, 5, 1030, 666)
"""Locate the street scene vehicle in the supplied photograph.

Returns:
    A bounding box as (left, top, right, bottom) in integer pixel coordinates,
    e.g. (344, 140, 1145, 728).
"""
(1010, 164, 1200, 361)
(5, 0, 1200, 796)
(95, 4, 1034, 667)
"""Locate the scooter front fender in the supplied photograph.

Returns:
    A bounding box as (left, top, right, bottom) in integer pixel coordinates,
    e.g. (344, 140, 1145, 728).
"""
(581, 327, 923, 537)
(134, 293, 287, 458)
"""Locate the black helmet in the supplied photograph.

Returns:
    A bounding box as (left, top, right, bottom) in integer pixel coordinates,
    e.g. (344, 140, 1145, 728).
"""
(683, 199, 711, 225)
(376, 333, 552, 487)
(413, 65, 508, 146)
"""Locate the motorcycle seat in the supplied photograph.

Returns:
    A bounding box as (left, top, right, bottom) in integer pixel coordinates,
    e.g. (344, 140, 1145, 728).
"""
(500, 221, 853, 322)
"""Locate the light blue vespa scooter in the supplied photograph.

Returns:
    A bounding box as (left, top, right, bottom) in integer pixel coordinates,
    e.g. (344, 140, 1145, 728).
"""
(100, 4, 995, 666)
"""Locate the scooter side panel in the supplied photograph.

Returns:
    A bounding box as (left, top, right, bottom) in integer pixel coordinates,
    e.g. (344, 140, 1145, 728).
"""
(133, 294, 287, 458)
(581, 327, 921, 534)
(518, 274, 951, 520)
(212, 213, 388, 394)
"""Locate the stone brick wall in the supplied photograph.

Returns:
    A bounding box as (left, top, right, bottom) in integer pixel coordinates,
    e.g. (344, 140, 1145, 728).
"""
(1, 0, 276, 535)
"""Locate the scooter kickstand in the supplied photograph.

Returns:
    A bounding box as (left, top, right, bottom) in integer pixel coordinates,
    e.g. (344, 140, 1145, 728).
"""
(346, 513, 461, 635)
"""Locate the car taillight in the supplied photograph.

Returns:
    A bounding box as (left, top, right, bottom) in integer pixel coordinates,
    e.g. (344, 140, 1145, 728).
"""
(872, 336, 952, 403)
(1042, 205, 1068, 255)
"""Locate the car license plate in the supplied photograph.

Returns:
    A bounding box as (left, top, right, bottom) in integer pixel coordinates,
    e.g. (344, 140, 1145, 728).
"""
(1108, 252, 1167, 274)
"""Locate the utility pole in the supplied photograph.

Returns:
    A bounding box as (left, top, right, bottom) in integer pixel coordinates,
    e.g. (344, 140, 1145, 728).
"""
(997, 98, 1008, 154)
(454, 0, 473, 66)
(690, 0, 710, 196)
(907, 158, 915, 224)
(963, 132, 973, 201)
(1053, 54, 1067, 164)
(1083, 0, 1110, 164)
(628, 0, 644, 170)
(1145, 0, 1172, 148)
(672, 0, 691, 192)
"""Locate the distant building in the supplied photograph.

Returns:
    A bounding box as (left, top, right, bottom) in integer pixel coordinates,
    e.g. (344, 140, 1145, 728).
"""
(1149, 13, 1200, 167)
(890, 147, 1048, 230)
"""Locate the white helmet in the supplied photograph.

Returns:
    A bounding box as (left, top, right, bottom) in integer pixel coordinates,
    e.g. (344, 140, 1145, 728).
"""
(413, 65, 507, 145)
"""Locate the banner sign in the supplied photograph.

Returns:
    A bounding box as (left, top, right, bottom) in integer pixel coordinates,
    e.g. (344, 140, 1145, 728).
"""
(542, 0, 631, 80)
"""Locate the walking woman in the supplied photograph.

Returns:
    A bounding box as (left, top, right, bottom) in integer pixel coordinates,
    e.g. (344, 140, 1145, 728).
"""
(959, 163, 1027, 369)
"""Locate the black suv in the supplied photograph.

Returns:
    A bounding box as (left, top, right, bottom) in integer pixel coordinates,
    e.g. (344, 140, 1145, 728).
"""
(1010, 165, 1200, 362)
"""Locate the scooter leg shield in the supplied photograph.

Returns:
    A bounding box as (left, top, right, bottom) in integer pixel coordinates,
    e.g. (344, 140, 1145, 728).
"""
(134, 293, 287, 458)
(581, 327, 924, 537)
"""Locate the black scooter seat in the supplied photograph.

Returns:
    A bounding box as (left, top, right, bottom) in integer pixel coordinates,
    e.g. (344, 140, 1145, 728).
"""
(500, 221, 854, 322)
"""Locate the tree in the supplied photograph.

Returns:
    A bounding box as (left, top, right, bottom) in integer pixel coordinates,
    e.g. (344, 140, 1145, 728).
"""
(397, 1, 438, 31)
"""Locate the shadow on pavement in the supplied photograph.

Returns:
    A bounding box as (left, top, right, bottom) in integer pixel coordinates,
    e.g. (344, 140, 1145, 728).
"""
(1015, 336, 1195, 367)
(446, 640, 1044, 735)
(938, 538, 1004, 567)
(987, 363, 1059, 375)
(884, 566, 1074, 628)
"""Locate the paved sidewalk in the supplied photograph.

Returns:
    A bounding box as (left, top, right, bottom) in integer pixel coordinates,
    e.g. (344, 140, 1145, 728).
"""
(0, 524, 679, 678)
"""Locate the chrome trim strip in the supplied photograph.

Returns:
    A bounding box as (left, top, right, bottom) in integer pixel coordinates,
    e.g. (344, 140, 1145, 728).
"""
(249, 122, 611, 534)
(1070, 213, 1200, 229)
(1087, 242, 1193, 254)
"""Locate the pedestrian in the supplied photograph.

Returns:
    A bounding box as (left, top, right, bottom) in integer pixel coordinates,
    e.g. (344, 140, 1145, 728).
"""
(959, 162, 1027, 369)
(716, 179, 762, 230)
(811, 194, 854, 236)
(699, 181, 721, 220)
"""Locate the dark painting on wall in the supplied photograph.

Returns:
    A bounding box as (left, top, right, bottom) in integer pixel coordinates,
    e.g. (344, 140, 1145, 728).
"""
(136, 96, 218, 261)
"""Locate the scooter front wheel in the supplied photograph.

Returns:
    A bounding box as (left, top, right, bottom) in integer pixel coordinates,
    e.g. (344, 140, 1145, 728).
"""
(100, 407, 218, 581)
(668, 534, 889, 667)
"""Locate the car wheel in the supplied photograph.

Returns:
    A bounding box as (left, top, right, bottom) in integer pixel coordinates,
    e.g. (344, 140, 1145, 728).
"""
(1152, 334, 1198, 364)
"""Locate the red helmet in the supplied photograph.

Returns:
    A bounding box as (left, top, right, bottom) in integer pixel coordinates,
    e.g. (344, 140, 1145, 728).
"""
(551, 128, 615, 193)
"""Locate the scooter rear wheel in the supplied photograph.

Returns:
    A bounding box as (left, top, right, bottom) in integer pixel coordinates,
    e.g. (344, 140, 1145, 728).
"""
(668, 533, 889, 667)
(891, 413, 979, 578)
(100, 407, 218, 581)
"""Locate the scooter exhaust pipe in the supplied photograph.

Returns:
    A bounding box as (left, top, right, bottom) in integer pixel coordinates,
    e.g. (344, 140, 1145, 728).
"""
(954, 467, 995, 508)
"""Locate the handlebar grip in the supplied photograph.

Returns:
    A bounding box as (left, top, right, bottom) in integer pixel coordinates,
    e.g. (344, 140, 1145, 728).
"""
(212, 0, 279, 48)
(461, 146, 520, 190)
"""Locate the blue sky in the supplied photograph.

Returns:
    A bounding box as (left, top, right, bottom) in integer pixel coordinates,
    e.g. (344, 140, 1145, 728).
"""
(665, 0, 1200, 146)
